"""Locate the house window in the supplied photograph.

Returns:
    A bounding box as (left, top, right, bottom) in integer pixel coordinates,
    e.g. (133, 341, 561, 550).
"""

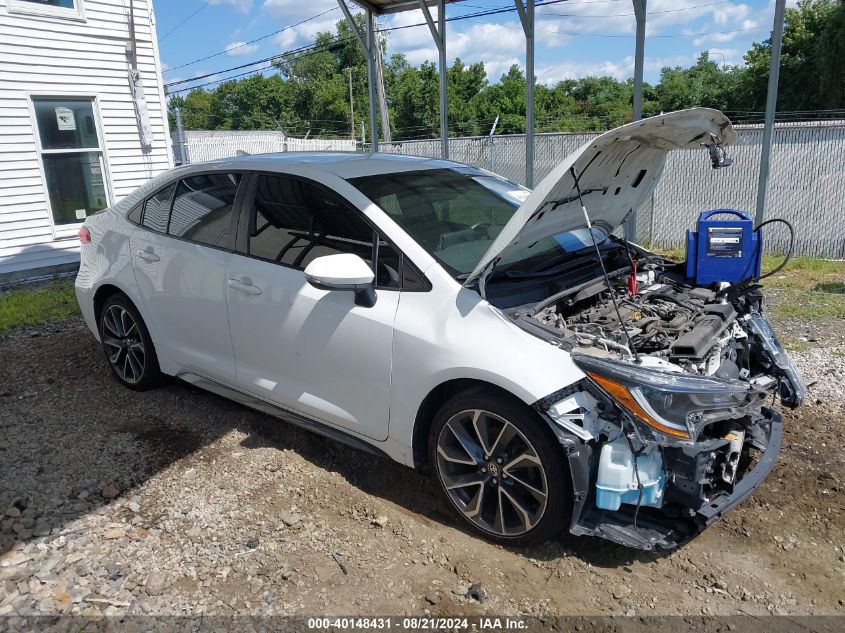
(7, 0, 85, 20)
(31, 97, 109, 228)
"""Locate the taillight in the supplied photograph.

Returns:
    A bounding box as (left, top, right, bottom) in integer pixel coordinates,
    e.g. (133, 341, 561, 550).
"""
(79, 227, 92, 244)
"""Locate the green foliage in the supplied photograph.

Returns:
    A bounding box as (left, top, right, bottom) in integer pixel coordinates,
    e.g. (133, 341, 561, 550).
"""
(168, 0, 845, 139)
(0, 280, 79, 333)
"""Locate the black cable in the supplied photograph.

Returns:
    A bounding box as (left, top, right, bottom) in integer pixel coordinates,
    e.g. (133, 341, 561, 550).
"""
(714, 217, 795, 298)
(159, 1, 210, 42)
(570, 166, 642, 363)
(753, 218, 795, 281)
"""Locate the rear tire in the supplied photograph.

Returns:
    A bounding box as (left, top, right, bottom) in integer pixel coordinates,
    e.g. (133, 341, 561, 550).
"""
(98, 294, 163, 391)
(428, 389, 571, 546)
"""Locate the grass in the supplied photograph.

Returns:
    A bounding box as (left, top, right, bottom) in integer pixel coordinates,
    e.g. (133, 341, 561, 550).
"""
(0, 279, 80, 334)
(651, 247, 845, 321)
(0, 251, 841, 334)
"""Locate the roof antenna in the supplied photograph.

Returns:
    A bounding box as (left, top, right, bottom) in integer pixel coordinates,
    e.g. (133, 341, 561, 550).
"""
(570, 166, 642, 363)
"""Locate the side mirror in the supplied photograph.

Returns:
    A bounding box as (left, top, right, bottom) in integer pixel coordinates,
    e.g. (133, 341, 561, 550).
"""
(304, 253, 377, 307)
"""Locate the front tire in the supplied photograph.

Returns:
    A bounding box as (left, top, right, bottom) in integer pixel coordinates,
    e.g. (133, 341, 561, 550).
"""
(429, 390, 571, 546)
(98, 294, 163, 391)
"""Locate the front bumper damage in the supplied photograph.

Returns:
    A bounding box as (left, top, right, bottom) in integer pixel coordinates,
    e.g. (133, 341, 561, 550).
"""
(538, 404, 783, 550)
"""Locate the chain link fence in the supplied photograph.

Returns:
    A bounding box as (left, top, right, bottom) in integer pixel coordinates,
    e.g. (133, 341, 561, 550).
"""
(381, 122, 845, 257)
(173, 130, 356, 164)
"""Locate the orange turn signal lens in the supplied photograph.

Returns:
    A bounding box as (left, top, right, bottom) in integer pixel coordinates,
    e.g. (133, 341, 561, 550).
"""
(586, 372, 691, 439)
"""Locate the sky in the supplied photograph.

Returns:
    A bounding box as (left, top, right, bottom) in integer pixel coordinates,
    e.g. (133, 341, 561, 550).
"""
(156, 0, 793, 95)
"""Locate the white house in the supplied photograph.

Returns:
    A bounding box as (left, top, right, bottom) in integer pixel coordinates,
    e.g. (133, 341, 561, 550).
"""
(0, 0, 172, 283)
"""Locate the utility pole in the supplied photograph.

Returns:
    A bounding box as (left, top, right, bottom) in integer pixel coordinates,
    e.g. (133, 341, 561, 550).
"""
(348, 67, 355, 142)
(174, 106, 186, 164)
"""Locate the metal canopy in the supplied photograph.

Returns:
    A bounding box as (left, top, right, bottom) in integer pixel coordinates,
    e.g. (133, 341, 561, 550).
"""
(336, 0, 786, 239)
(351, 0, 463, 15)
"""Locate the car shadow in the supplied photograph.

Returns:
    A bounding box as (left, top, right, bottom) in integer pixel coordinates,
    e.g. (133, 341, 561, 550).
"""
(0, 318, 235, 556)
(231, 396, 677, 568)
(0, 317, 673, 569)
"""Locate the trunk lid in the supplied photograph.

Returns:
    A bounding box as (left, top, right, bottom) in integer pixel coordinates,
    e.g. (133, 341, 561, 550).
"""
(464, 108, 736, 286)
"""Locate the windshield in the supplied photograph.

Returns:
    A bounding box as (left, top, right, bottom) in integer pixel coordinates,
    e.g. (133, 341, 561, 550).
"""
(349, 168, 607, 277)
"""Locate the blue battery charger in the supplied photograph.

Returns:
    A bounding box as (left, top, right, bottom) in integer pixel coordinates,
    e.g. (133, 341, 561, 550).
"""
(685, 209, 762, 286)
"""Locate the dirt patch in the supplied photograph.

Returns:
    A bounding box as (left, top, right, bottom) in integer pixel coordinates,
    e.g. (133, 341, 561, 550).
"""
(0, 316, 842, 618)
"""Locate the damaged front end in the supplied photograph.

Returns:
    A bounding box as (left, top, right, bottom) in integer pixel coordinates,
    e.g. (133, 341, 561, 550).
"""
(534, 341, 795, 550)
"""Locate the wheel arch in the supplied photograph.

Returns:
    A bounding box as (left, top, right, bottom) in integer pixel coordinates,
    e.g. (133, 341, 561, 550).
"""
(411, 378, 549, 471)
(93, 283, 127, 324)
(92, 283, 164, 363)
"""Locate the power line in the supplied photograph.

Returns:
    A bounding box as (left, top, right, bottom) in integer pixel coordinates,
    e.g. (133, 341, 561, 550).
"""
(541, 0, 730, 18)
(159, 1, 211, 42)
(462, 17, 766, 39)
(166, 38, 354, 93)
(166, 0, 765, 95)
(164, 6, 340, 74)
(166, 0, 569, 91)
(166, 34, 346, 89)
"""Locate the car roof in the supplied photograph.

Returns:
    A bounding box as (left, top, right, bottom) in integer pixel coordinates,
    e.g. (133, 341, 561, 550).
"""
(180, 151, 472, 180)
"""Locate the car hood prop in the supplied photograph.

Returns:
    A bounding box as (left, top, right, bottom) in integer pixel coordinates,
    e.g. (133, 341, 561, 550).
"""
(463, 108, 736, 288)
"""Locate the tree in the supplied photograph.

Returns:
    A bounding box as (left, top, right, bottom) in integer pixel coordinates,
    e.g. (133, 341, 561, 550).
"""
(167, 2, 845, 138)
(735, 0, 845, 112)
(656, 53, 737, 113)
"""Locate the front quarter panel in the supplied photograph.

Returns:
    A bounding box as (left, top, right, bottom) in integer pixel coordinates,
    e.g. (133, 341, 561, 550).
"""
(389, 281, 586, 461)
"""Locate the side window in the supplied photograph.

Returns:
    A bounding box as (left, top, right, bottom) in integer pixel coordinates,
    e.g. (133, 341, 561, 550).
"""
(248, 175, 374, 270)
(375, 240, 401, 289)
(127, 203, 142, 225)
(142, 183, 175, 233)
(169, 173, 240, 248)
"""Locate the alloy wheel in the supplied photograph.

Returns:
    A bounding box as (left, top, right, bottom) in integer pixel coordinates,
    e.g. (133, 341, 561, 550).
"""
(435, 409, 549, 537)
(101, 305, 145, 384)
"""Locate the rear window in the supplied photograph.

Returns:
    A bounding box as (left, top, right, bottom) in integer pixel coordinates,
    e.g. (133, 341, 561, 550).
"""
(142, 183, 175, 234)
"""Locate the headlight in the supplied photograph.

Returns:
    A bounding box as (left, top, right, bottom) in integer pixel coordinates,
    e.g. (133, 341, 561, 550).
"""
(572, 354, 762, 442)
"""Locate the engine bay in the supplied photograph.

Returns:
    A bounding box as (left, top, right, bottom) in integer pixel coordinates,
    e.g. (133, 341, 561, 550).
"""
(531, 272, 749, 379)
(506, 245, 805, 410)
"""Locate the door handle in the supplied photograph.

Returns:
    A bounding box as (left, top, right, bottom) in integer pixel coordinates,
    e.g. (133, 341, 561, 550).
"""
(136, 248, 160, 262)
(228, 278, 262, 296)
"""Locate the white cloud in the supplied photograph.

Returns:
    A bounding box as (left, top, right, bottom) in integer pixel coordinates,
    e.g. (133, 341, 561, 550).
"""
(536, 54, 698, 84)
(483, 58, 521, 82)
(712, 3, 750, 26)
(225, 41, 259, 56)
(706, 47, 741, 66)
(210, 0, 254, 13)
(262, 0, 342, 50)
(385, 10, 526, 69)
(537, 57, 636, 84)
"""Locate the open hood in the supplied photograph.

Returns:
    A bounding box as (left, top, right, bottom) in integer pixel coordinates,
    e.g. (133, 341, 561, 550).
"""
(464, 108, 736, 286)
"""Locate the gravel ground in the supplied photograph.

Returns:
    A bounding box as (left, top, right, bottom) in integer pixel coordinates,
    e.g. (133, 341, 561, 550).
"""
(0, 311, 843, 620)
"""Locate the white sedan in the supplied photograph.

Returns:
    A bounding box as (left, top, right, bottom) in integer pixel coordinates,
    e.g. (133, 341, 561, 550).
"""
(76, 108, 804, 550)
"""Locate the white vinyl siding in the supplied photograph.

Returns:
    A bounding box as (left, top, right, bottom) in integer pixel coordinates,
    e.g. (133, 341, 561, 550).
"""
(0, 0, 172, 278)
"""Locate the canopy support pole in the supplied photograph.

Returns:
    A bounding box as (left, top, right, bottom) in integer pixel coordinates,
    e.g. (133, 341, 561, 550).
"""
(515, 0, 535, 186)
(755, 0, 786, 226)
(626, 0, 647, 242)
(419, 0, 448, 158)
(337, 0, 379, 151)
(366, 10, 379, 151)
